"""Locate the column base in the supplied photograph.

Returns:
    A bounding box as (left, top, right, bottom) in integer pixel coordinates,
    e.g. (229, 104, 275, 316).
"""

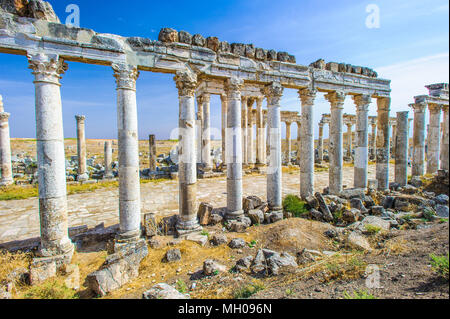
(115, 229, 141, 244)
(37, 240, 74, 267)
(225, 209, 244, 221)
(176, 218, 202, 237)
(77, 173, 89, 182)
(268, 206, 283, 215)
(113, 237, 146, 254)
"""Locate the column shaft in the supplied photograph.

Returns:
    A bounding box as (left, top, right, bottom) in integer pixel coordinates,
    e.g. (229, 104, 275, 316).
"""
(28, 53, 73, 257)
(225, 78, 244, 219)
(346, 123, 353, 159)
(325, 91, 346, 195)
(201, 94, 212, 171)
(299, 89, 316, 198)
(353, 95, 371, 189)
(113, 63, 141, 241)
(376, 97, 391, 190)
(75, 115, 88, 181)
(247, 102, 254, 165)
(264, 83, 284, 212)
(395, 112, 409, 186)
(221, 95, 227, 167)
(104, 140, 114, 179)
(241, 97, 248, 165)
(0, 96, 13, 186)
(427, 104, 442, 174)
(256, 98, 264, 166)
(317, 124, 324, 163)
(370, 123, 377, 160)
(441, 107, 449, 170)
(285, 122, 292, 165)
(411, 101, 427, 177)
(149, 134, 157, 171)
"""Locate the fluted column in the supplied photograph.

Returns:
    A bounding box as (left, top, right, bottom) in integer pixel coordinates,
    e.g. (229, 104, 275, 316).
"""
(391, 124, 397, 157)
(441, 106, 449, 170)
(28, 53, 73, 258)
(395, 112, 409, 186)
(225, 78, 244, 220)
(296, 121, 301, 153)
(113, 63, 141, 242)
(325, 91, 346, 195)
(353, 94, 371, 189)
(263, 82, 284, 213)
(376, 97, 391, 190)
(174, 71, 202, 234)
(263, 116, 268, 164)
(285, 121, 292, 165)
(149, 134, 157, 172)
(196, 96, 203, 165)
(0, 96, 13, 186)
(427, 104, 442, 174)
(199, 94, 212, 171)
(221, 94, 227, 168)
(75, 115, 88, 181)
(346, 123, 353, 159)
(247, 100, 255, 166)
(411, 101, 427, 177)
(370, 122, 377, 160)
(241, 96, 248, 166)
(104, 140, 114, 179)
(299, 88, 316, 198)
(317, 122, 324, 163)
(256, 97, 264, 167)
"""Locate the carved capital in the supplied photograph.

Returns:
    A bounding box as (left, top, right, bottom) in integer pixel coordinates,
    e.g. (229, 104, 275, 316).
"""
(75, 115, 86, 123)
(197, 94, 210, 105)
(263, 82, 284, 105)
(28, 53, 68, 85)
(174, 70, 197, 97)
(112, 64, 139, 91)
(325, 91, 346, 108)
(298, 88, 317, 106)
(428, 103, 442, 114)
(0, 112, 10, 121)
(376, 96, 391, 112)
(353, 94, 372, 111)
(225, 77, 244, 100)
(409, 101, 426, 113)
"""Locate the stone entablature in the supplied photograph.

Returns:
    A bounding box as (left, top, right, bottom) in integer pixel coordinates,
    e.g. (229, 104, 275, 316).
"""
(0, 10, 391, 97)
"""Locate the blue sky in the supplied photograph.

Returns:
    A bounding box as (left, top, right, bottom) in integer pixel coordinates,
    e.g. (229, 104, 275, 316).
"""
(0, 0, 448, 140)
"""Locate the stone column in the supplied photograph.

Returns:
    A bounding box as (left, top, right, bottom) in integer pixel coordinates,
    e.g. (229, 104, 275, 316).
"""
(296, 121, 301, 153)
(346, 123, 353, 159)
(28, 53, 73, 258)
(241, 96, 248, 165)
(0, 96, 13, 186)
(395, 111, 409, 186)
(221, 94, 227, 168)
(427, 104, 442, 174)
(376, 97, 391, 190)
(370, 121, 377, 160)
(200, 94, 212, 171)
(255, 97, 264, 167)
(299, 88, 316, 199)
(112, 63, 142, 242)
(149, 134, 157, 172)
(225, 78, 244, 220)
(325, 91, 346, 195)
(75, 115, 88, 181)
(441, 106, 449, 170)
(104, 140, 114, 179)
(263, 82, 284, 213)
(317, 122, 324, 163)
(285, 121, 292, 165)
(411, 101, 427, 177)
(391, 124, 397, 157)
(196, 96, 203, 165)
(353, 95, 371, 189)
(247, 100, 255, 166)
(174, 71, 202, 234)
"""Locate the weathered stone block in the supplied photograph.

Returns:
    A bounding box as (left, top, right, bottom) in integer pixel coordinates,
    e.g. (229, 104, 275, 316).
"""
(158, 28, 178, 43)
(267, 49, 277, 61)
(231, 43, 245, 55)
(255, 48, 267, 60)
(178, 31, 192, 44)
(218, 41, 231, 53)
(211, 233, 228, 246)
(143, 213, 157, 237)
(247, 209, 264, 225)
(245, 44, 255, 58)
(326, 62, 339, 72)
(228, 238, 246, 249)
(192, 34, 206, 47)
(164, 249, 181, 262)
(143, 283, 189, 299)
(277, 51, 290, 62)
(206, 36, 219, 51)
(29, 257, 57, 285)
(203, 259, 227, 276)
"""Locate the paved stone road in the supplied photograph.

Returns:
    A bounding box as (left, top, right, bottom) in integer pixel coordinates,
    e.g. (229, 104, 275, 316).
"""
(0, 164, 408, 244)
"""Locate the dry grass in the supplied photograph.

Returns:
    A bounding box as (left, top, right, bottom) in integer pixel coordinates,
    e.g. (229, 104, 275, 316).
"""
(0, 250, 32, 284)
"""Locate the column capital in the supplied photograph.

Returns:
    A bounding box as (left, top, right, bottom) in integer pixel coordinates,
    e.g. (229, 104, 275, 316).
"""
(262, 82, 284, 105)
(256, 96, 264, 107)
(298, 88, 317, 105)
(428, 103, 442, 114)
(174, 70, 198, 97)
(225, 77, 244, 100)
(197, 93, 210, 105)
(28, 53, 68, 85)
(113, 63, 140, 91)
(0, 112, 10, 121)
(325, 91, 346, 108)
(285, 120, 292, 127)
(377, 96, 391, 112)
(220, 93, 227, 103)
(409, 101, 427, 113)
(353, 94, 372, 111)
(75, 115, 86, 123)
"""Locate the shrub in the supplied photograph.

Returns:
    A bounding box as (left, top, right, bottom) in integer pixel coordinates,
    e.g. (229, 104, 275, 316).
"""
(343, 289, 376, 299)
(24, 280, 78, 299)
(422, 208, 435, 222)
(430, 253, 449, 279)
(364, 224, 382, 235)
(282, 195, 308, 217)
(176, 279, 188, 294)
(233, 282, 265, 299)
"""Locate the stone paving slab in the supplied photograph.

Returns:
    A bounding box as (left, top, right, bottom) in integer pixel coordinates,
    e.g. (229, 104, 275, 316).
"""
(0, 164, 406, 244)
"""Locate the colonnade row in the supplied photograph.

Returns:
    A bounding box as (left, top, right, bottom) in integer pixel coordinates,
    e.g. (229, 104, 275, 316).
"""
(0, 53, 396, 258)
